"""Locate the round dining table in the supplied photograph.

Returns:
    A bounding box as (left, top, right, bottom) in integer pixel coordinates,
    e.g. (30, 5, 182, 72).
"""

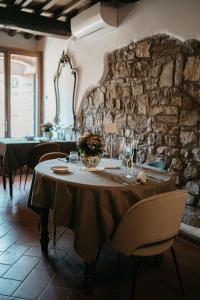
(28, 158, 175, 289)
(29, 158, 175, 260)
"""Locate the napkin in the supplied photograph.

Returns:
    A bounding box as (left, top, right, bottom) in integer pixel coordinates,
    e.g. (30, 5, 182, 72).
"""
(136, 171, 147, 184)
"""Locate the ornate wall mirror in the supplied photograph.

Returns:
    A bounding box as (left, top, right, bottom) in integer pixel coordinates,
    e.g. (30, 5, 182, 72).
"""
(54, 51, 77, 131)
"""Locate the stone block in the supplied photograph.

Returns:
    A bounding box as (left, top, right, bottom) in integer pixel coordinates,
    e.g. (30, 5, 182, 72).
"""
(93, 88, 105, 109)
(175, 53, 183, 86)
(170, 158, 183, 171)
(137, 95, 149, 115)
(149, 64, 161, 78)
(159, 61, 174, 88)
(156, 115, 178, 123)
(192, 148, 200, 161)
(171, 96, 181, 106)
(150, 107, 163, 115)
(133, 61, 148, 77)
(180, 131, 198, 146)
(165, 135, 177, 147)
(136, 40, 151, 57)
(184, 56, 200, 81)
(183, 83, 200, 105)
(184, 161, 199, 180)
(132, 84, 143, 96)
(180, 110, 199, 126)
(164, 106, 178, 115)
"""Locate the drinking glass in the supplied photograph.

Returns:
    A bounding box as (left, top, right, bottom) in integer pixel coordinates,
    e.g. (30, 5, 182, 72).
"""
(121, 143, 132, 178)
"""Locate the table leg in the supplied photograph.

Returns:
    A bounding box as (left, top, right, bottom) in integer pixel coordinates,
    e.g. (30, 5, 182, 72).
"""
(40, 208, 49, 255)
(0, 156, 6, 190)
(8, 171, 13, 198)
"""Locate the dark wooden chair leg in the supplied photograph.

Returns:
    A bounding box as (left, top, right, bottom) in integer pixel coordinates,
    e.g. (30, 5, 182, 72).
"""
(12, 170, 16, 184)
(131, 256, 140, 300)
(171, 246, 184, 296)
(1, 157, 6, 190)
(53, 226, 57, 246)
(19, 167, 23, 188)
(40, 208, 49, 255)
(2, 173, 6, 190)
(24, 167, 29, 189)
(8, 171, 13, 198)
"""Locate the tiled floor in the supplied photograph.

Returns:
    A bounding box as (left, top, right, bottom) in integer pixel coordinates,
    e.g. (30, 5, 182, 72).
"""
(0, 176, 199, 300)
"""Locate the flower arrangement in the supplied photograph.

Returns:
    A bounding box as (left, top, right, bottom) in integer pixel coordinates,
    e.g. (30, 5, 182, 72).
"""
(77, 132, 104, 156)
(41, 122, 54, 132)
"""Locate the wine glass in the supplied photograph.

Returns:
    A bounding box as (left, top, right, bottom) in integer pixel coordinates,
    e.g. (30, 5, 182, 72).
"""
(121, 143, 132, 178)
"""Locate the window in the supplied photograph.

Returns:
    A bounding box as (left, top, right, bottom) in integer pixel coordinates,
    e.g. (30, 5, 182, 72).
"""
(0, 48, 42, 138)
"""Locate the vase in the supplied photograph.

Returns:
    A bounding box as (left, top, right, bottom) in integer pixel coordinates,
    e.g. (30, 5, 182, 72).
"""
(44, 131, 53, 140)
(81, 154, 101, 168)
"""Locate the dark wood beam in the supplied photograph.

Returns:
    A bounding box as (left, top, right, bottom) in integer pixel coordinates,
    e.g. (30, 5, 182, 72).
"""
(0, 6, 71, 38)
(23, 32, 33, 39)
(20, 0, 33, 8)
(54, 0, 91, 19)
(39, 0, 59, 11)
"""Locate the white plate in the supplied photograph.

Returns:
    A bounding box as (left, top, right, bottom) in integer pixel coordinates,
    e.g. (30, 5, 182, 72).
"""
(80, 166, 104, 172)
(51, 166, 69, 174)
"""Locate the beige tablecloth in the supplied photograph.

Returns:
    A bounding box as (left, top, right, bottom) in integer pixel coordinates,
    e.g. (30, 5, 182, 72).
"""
(30, 159, 175, 262)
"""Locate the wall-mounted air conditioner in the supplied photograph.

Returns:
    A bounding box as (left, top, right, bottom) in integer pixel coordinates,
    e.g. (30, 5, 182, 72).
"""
(71, 2, 118, 39)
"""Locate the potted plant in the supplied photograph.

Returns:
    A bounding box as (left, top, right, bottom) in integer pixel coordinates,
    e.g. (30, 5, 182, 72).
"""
(77, 132, 103, 168)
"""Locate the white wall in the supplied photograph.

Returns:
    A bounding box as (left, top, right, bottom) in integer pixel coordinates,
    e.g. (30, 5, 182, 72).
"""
(38, 0, 200, 122)
(0, 31, 38, 51)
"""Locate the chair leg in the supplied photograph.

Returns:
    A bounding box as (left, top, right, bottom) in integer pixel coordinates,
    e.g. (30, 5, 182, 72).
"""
(24, 167, 29, 189)
(170, 246, 184, 296)
(131, 256, 140, 300)
(12, 169, 16, 184)
(19, 167, 23, 188)
(53, 226, 57, 246)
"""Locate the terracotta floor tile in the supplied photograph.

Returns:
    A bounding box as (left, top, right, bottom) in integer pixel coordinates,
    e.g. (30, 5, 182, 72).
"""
(0, 277, 21, 296)
(13, 268, 53, 299)
(38, 286, 71, 300)
(3, 255, 41, 281)
(0, 240, 15, 252)
(0, 264, 10, 276)
(0, 244, 29, 265)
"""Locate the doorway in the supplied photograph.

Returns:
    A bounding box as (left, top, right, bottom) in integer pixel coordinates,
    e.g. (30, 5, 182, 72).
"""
(0, 48, 42, 138)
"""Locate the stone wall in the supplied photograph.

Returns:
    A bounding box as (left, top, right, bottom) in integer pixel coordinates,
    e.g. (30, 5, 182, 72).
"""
(78, 34, 200, 226)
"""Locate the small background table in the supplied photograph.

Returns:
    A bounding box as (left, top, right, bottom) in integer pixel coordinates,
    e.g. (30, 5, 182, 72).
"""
(0, 138, 76, 197)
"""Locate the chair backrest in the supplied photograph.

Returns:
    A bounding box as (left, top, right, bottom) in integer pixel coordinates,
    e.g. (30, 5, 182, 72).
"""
(39, 151, 67, 162)
(27, 142, 60, 169)
(111, 190, 187, 256)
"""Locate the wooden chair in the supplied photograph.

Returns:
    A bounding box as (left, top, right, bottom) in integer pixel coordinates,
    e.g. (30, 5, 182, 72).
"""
(39, 151, 67, 162)
(96, 190, 187, 299)
(24, 142, 60, 188)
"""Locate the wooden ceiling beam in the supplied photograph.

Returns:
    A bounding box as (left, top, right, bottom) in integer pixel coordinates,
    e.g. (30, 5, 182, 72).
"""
(38, 0, 59, 11)
(0, 6, 71, 38)
(20, 0, 33, 8)
(54, 0, 90, 19)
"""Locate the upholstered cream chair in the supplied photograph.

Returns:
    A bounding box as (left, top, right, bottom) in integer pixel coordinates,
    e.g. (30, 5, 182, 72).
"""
(110, 190, 187, 299)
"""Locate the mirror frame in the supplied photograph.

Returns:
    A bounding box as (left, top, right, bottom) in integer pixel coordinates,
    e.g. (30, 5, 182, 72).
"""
(53, 51, 77, 129)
